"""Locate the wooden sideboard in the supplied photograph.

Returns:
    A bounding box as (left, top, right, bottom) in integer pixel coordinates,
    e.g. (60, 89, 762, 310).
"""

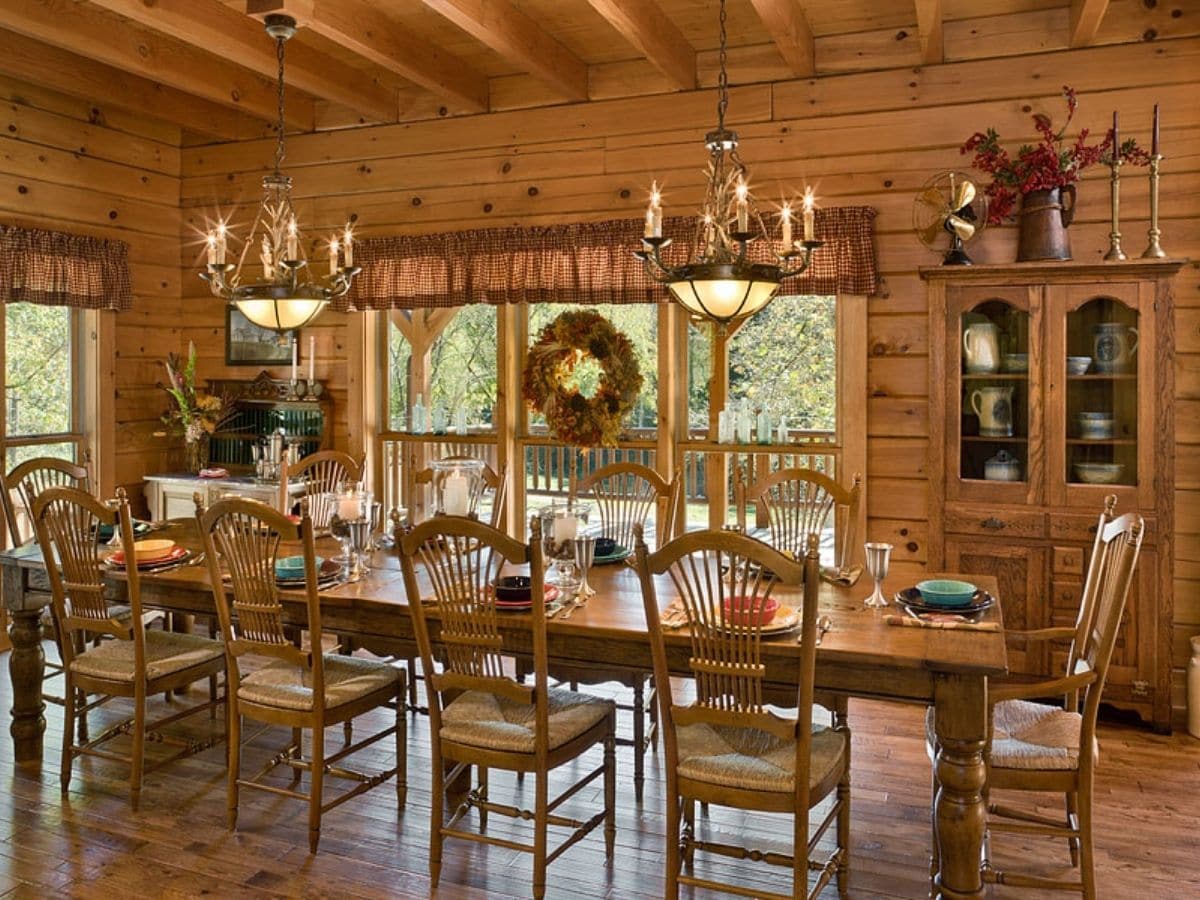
(143, 473, 306, 522)
(923, 260, 1184, 731)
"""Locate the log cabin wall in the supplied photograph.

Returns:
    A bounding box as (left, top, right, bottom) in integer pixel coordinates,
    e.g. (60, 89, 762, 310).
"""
(185, 11, 1199, 723)
(0, 75, 181, 497)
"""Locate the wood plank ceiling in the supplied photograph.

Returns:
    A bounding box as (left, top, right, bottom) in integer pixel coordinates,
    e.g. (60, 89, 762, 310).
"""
(0, 0, 1110, 143)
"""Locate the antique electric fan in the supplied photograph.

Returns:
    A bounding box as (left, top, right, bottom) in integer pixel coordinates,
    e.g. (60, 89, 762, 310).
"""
(913, 172, 988, 265)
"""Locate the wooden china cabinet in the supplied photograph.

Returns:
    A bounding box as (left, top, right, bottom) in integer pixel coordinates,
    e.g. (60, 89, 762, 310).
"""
(923, 260, 1184, 731)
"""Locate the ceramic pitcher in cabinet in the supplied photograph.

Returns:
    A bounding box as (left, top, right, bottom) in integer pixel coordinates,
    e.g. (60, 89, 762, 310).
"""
(963, 322, 1001, 373)
(970, 385, 1015, 436)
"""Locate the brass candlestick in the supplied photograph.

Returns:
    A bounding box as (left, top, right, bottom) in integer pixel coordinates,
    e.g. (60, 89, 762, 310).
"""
(1103, 157, 1126, 261)
(1141, 155, 1167, 258)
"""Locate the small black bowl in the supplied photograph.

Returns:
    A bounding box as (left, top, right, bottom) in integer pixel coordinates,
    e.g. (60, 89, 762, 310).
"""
(495, 575, 533, 602)
(594, 537, 618, 557)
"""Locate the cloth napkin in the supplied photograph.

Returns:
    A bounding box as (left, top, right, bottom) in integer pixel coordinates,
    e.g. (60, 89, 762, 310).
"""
(660, 599, 689, 629)
(884, 614, 1000, 632)
(198, 467, 229, 479)
(820, 565, 864, 587)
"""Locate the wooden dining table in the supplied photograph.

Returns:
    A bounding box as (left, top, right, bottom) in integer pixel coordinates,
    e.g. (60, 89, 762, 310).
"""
(2, 521, 1007, 900)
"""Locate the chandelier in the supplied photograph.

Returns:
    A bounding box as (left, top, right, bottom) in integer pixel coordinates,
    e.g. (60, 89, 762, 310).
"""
(200, 14, 359, 332)
(635, 0, 821, 331)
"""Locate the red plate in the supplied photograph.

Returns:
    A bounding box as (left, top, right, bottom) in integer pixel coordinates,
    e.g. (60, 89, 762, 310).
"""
(493, 585, 560, 609)
(108, 545, 186, 568)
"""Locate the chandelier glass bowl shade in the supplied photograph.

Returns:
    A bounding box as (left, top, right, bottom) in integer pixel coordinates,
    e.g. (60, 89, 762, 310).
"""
(199, 15, 360, 332)
(636, 0, 822, 330)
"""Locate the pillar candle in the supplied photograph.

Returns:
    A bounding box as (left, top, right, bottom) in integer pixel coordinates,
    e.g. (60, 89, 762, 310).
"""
(216, 222, 227, 264)
(343, 225, 354, 267)
(205, 232, 217, 266)
(553, 512, 579, 542)
(802, 188, 815, 241)
(286, 217, 298, 260)
(443, 471, 469, 516)
(780, 204, 792, 252)
(735, 179, 749, 232)
(329, 238, 339, 275)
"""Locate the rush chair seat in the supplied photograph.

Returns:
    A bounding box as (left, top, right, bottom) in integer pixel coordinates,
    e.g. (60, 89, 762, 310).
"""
(634, 528, 851, 899)
(196, 495, 405, 853)
(398, 514, 616, 900)
(33, 486, 225, 810)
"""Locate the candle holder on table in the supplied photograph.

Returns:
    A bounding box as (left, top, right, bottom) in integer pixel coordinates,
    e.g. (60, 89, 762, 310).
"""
(329, 486, 371, 582)
(431, 457, 485, 518)
(539, 503, 589, 592)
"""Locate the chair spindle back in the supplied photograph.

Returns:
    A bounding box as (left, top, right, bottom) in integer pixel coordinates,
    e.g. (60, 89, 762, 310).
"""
(574, 462, 680, 549)
(735, 466, 861, 570)
(4, 455, 92, 547)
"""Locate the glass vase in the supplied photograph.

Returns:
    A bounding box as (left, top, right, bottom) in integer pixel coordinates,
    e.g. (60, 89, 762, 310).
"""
(184, 434, 210, 473)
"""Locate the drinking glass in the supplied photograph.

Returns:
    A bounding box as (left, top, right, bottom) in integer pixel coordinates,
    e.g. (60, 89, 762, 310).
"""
(863, 542, 893, 608)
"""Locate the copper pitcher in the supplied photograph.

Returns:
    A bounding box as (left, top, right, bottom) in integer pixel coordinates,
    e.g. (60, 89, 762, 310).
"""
(1017, 186, 1075, 261)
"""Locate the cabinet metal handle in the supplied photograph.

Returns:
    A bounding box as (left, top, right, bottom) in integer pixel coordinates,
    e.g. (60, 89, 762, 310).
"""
(982, 517, 1006, 530)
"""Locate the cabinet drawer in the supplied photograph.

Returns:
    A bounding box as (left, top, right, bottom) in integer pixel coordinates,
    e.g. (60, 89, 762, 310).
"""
(1051, 579, 1082, 614)
(1048, 513, 1156, 544)
(944, 506, 1046, 539)
(1053, 546, 1085, 576)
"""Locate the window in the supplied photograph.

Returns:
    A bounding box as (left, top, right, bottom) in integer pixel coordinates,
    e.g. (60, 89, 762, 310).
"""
(2, 302, 85, 545)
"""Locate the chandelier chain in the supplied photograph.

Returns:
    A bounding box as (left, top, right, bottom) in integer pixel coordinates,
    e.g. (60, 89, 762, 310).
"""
(274, 33, 286, 175)
(716, 0, 728, 133)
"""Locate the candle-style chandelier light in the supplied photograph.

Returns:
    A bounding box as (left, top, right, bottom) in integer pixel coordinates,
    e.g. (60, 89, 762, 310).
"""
(200, 14, 359, 332)
(636, 0, 822, 331)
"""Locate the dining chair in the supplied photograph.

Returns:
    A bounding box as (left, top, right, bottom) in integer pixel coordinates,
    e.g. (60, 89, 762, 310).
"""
(549, 461, 682, 801)
(196, 495, 406, 853)
(634, 527, 850, 899)
(734, 465, 862, 575)
(1, 455, 95, 709)
(398, 514, 617, 900)
(412, 454, 509, 529)
(34, 486, 226, 810)
(282, 449, 362, 530)
(927, 501, 1144, 899)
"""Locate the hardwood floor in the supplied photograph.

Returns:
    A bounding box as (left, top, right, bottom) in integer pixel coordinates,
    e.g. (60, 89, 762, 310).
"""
(2, 649, 1199, 899)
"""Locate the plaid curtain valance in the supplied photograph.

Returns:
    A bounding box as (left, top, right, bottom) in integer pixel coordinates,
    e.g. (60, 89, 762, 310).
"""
(348, 207, 878, 310)
(0, 225, 133, 311)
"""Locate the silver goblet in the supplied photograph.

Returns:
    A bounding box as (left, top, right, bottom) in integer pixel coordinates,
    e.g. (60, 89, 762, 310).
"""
(863, 542, 893, 608)
(573, 536, 596, 602)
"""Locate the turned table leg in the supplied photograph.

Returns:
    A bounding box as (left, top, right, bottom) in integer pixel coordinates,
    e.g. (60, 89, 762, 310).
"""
(8, 607, 46, 765)
(933, 672, 988, 900)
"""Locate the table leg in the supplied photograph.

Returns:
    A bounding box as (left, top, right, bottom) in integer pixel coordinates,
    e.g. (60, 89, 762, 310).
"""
(8, 607, 46, 765)
(933, 672, 987, 900)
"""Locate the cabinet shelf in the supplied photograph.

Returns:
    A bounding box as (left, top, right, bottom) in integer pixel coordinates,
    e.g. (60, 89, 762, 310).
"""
(961, 435, 1027, 443)
(962, 373, 1028, 381)
(1067, 438, 1136, 446)
(1066, 374, 1137, 381)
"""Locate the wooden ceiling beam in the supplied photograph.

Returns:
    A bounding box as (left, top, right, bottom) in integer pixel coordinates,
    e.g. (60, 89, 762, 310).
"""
(1069, 0, 1110, 48)
(747, 0, 814, 77)
(419, 0, 589, 101)
(585, 0, 695, 91)
(0, 0, 313, 130)
(247, 0, 489, 113)
(0, 28, 245, 141)
(87, 0, 397, 123)
(913, 0, 944, 65)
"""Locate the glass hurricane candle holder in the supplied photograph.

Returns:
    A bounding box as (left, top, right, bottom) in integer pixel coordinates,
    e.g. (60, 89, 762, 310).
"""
(329, 486, 371, 581)
(538, 503, 589, 591)
(431, 458, 486, 518)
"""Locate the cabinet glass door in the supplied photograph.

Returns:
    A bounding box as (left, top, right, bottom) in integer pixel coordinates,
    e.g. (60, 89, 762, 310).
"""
(960, 300, 1030, 484)
(1065, 297, 1138, 487)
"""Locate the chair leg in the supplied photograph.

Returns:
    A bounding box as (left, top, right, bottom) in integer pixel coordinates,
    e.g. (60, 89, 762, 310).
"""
(683, 799, 696, 869)
(647, 674, 659, 751)
(632, 675, 645, 804)
(308, 725, 324, 854)
(1077, 784, 1096, 900)
(478, 766, 489, 830)
(406, 657, 420, 711)
(604, 729, 616, 859)
(227, 708, 241, 831)
(395, 701, 407, 809)
(836, 704, 851, 898)
(60, 676, 76, 796)
(430, 748, 445, 889)
(793, 805, 808, 900)
(929, 760, 940, 892)
(130, 691, 146, 812)
(666, 794, 682, 898)
(533, 770, 549, 900)
(290, 727, 303, 784)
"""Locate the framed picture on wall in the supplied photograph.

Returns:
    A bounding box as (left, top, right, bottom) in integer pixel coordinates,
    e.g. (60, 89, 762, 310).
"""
(225, 306, 297, 366)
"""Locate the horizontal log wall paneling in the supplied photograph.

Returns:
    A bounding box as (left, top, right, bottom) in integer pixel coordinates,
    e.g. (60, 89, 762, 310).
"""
(175, 29, 1200, 723)
(0, 85, 181, 506)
